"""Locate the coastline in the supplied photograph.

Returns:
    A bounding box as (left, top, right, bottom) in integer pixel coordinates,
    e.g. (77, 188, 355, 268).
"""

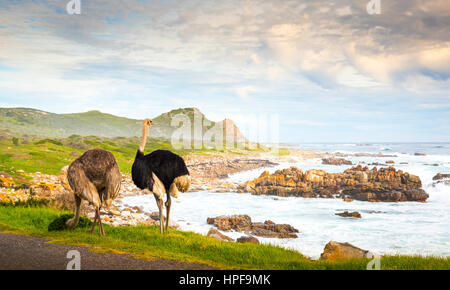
(1, 146, 449, 260)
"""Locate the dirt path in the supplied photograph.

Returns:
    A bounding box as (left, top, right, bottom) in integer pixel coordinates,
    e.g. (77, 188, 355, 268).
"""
(0, 232, 215, 270)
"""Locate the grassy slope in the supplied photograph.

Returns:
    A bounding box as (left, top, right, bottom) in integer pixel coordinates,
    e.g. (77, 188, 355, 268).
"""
(0, 136, 269, 185)
(1, 205, 448, 270)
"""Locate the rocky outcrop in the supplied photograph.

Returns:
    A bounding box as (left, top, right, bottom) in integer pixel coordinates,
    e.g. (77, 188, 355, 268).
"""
(322, 158, 352, 165)
(207, 215, 299, 238)
(320, 241, 372, 261)
(336, 211, 362, 218)
(242, 165, 428, 202)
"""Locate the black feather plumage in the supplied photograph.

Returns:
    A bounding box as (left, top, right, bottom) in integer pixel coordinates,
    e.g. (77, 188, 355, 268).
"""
(132, 149, 189, 192)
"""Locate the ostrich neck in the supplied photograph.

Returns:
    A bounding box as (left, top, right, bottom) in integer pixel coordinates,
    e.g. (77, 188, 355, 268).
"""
(139, 125, 149, 153)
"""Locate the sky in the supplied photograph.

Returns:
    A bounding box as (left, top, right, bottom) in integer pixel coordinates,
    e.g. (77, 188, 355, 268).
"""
(0, 0, 449, 143)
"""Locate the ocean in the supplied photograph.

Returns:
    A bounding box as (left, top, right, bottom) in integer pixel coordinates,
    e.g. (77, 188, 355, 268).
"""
(121, 143, 450, 259)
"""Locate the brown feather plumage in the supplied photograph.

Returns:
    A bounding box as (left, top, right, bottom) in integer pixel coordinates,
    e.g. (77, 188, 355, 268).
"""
(66, 149, 121, 234)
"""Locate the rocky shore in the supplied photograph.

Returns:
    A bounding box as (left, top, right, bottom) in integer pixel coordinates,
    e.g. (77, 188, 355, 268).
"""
(184, 154, 279, 192)
(242, 165, 429, 202)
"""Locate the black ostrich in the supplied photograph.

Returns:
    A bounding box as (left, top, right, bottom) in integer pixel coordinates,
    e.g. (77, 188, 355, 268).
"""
(66, 149, 122, 236)
(132, 119, 190, 234)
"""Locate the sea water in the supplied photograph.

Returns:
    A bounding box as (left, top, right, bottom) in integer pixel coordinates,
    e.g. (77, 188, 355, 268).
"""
(122, 143, 450, 259)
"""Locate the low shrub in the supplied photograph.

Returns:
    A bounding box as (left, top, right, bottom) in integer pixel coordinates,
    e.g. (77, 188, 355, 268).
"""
(48, 214, 92, 231)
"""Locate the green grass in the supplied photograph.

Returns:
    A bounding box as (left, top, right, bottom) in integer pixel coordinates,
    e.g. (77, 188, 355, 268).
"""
(0, 204, 448, 270)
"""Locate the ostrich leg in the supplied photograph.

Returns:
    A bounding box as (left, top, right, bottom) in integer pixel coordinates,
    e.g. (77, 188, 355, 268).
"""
(96, 207, 105, 236)
(165, 194, 171, 232)
(90, 210, 98, 234)
(67, 195, 82, 232)
(154, 194, 165, 234)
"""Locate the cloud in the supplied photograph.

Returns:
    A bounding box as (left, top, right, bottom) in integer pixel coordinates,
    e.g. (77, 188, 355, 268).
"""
(0, 0, 449, 142)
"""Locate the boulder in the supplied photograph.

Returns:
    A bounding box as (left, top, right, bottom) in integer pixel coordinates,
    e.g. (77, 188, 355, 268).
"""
(320, 241, 372, 261)
(207, 228, 234, 242)
(322, 158, 352, 166)
(433, 173, 450, 181)
(336, 211, 362, 218)
(206, 215, 252, 232)
(206, 215, 299, 239)
(237, 236, 260, 244)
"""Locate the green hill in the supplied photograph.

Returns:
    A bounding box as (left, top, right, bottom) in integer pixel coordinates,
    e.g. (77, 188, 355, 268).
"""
(0, 107, 248, 142)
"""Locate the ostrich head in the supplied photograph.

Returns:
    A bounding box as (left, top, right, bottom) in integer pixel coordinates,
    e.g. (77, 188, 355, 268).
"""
(144, 118, 153, 127)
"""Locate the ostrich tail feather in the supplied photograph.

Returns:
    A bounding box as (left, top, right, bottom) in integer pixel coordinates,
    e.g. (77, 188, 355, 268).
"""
(173, 175, 190, 193)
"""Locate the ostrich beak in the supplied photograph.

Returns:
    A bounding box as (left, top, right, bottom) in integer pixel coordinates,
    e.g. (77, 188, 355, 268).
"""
(144, 119, 153, 126)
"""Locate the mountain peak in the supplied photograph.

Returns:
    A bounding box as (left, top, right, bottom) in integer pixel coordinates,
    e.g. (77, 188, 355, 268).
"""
(0, 106, 249, 142)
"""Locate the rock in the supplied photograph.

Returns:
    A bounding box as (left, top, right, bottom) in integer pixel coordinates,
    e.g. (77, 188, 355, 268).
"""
(149, 211, 164, 221)
(237, 236, 260, 244)
(244, 165, 429, 202)
(155, 219, 179, 229)
(414, 153, 426, 156)
(207, 228, 234, 242)
(386, 160, 395, 164)
(320, 241, 372, 261)
(132, 206, 144, 213)
(343, 198, 354, 202)
(121, 211, 131, 217)
(59, 166, 69, 186)
(29, 183, 67, 199)
(207, 215, 298, 239)
(336, 211, 362, 218)
(169, 220, 180, 229)
(432, 173, 450, 186)
(322, 158, 352, 166)
(206, 215, 252, 232)
(433, 173, 450, 181)
(0, 176, 15, 188)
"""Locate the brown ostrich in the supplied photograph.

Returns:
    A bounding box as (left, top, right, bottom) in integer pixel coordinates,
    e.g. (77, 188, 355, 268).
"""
(66, 149, 121, 236)
(132, 119, 190, 234)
